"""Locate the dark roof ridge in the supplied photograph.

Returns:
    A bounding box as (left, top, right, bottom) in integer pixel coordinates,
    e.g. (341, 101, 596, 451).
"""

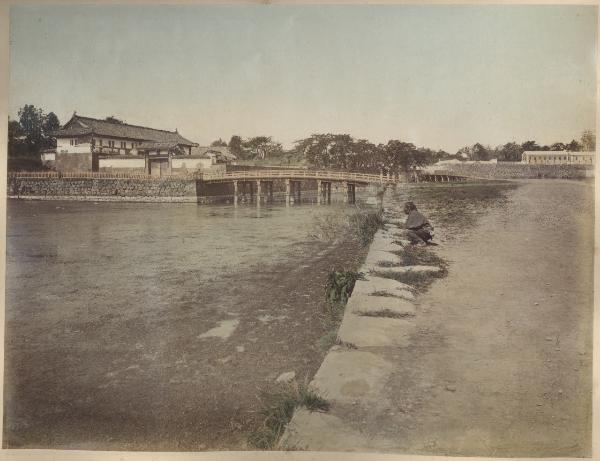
(73, 114, 182, 136)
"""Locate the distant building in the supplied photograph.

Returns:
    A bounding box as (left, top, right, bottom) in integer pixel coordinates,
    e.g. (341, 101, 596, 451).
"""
(522, 151, 595, 165)
(51, 113, 198, 175)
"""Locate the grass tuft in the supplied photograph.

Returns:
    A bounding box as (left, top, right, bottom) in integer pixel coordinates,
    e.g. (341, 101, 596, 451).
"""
(248, 383, 330, 450)
(349, 210, 385, 247)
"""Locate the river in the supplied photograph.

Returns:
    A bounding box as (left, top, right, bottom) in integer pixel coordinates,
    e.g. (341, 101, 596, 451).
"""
(4, 194, 372, 449)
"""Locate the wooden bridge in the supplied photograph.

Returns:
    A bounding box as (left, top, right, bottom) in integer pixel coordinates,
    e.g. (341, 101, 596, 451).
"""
(8, 169, 468, 204)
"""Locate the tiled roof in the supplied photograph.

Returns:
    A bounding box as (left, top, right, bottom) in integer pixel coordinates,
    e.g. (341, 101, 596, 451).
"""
(191, 146, 237, 160)
(52, 114, 197, 146)
(137, 141, 182, 150)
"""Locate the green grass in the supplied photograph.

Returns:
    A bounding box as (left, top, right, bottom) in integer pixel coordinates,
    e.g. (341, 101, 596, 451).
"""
(349, 210, 385, 247)
(248, 383, 330, 450)
(371, 290, 399, 297)
(318, 270, 362, 350)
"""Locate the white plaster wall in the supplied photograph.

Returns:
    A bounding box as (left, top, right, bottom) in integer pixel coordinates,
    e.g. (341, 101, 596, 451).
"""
(99, 158, 146, 168)
(56, 138, 92, 154)
(172, 158, 212, 170)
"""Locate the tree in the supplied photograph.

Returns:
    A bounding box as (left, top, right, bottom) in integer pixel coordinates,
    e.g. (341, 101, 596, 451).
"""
(521, 140, 541, 152)
(382, 140, 419, 173)
(243, 136, 283, 160)
(295, 134, 354, 169)
(210, 138, 228, 147)
(42, 112, 60, 148)
(566, 139, 582, 152)
(581, 130, 595, 151)
(497, 142, 524, 162)
(228, 135, 244, 159)
(456, 146, 472, 159)
(550, 142, 567, 151)
(18, 104, 45, 155)
(8, 118, 26, 157)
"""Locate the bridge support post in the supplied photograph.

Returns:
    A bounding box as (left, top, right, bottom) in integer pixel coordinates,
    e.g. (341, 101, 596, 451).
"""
(285, 179, 291, 206)
(256, 180, 262, 205)
(266, 182, 273, 203)
(317, 180, 322, 205)
(295, 181, 301, 204)
(324, 182, 331, 204)
(347, 183, 356, 205)
(341, 181, 348, 203)
(233, 180, 238, 206)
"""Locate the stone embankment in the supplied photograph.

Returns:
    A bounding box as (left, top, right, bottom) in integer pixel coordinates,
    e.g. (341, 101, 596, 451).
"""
(281, 213, 442, 450)
(7, 177, 344, 203)
(8, 177, 198, 202)
(437, 162, 593, 180)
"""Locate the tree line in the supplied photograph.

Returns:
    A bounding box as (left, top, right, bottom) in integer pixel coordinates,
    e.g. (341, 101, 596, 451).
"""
(7, 104, 596, 172)
(456, 131, 595, 162)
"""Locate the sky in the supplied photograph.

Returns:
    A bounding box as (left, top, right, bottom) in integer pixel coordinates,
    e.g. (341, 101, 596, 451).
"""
(8, 4, 598, 153)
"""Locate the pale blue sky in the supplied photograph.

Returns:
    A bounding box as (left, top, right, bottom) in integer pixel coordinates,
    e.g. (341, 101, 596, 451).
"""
(9, 4, 597, 152)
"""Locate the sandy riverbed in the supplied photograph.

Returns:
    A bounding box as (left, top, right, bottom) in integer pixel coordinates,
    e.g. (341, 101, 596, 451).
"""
(378, 180, 593, 457)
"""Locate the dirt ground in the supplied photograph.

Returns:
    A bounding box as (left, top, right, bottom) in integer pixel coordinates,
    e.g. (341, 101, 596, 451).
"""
(369, 180, 594, 457)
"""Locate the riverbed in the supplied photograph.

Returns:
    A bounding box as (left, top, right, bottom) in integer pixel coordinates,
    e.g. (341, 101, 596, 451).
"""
(4, 198, 370, 450)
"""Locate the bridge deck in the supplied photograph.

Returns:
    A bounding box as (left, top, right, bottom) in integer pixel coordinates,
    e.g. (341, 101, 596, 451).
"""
(201, 169, 390, 184)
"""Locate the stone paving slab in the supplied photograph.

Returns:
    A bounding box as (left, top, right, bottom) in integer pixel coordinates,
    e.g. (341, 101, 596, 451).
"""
(375, 265, 442, 274)
(352, 278, 415, 300)
(348, 294, 416, 316)
(281, 409, 372, 451)
(337, 313, 413, 348)
(363, 250, 401, 266)
(310, 349, 394, 403)
(361, 273, 414, 290)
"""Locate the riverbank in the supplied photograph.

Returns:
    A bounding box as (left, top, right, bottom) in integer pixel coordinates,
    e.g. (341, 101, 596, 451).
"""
(282, 179, 593, 457)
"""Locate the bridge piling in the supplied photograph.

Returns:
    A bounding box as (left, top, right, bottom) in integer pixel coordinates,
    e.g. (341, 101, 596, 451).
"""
(256, 180, 262, 205)
(233, 180, 238, 206)
(317, 180, 322, 205)
(347, 183, 356, 204)
(285, 179, 291, 206)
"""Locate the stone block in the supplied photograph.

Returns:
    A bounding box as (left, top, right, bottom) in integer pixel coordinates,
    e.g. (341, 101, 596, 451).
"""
(310, 349, 394, 404)
(375, 265, 442, 274)
(352, 278, 414, 299)
(337, 314, 413, 348)
(348, 294, 416, 316)
(281, 409, 371, 451)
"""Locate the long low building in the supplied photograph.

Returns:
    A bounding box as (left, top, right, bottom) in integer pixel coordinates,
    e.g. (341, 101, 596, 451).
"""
(522, 150, 595, 165)
(50, 113, 228, 176)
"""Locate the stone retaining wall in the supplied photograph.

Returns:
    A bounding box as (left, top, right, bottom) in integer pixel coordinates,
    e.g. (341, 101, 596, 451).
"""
(438, 162, 594, 179)
(8, 177, 197, 199)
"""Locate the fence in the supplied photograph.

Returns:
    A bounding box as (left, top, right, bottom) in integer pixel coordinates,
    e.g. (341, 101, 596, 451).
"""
(8, 169, 394, 184)
(8, 171, 203, 181)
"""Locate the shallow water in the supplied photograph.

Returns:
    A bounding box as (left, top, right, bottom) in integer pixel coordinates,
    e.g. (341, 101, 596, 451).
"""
(4, 194, 374, 448)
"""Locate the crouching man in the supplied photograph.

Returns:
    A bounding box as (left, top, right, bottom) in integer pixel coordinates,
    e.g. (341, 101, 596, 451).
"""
(403, 201, 434, 245)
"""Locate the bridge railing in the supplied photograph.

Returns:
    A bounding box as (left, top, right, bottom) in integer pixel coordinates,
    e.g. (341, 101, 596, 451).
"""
(201, 169, 390, 183)
(8, 169, 394, 183)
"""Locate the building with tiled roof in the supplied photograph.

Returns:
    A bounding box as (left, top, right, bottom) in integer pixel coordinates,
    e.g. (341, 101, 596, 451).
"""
(51, 113, 198, 175)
